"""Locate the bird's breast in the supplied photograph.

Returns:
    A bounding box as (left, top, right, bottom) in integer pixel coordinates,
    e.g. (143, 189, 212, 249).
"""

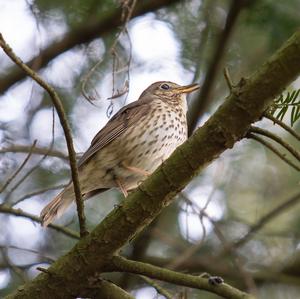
(118, 102, 187, 180)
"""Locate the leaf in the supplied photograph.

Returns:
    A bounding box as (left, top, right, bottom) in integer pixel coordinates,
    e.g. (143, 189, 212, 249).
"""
(276, 105, 288, 121)
(291, 106, 296, 126)
(291, 105, 300, 127)
(270, 88, 300, 126)
(283, 91, 292, 103)
(292, 89, 300, 103)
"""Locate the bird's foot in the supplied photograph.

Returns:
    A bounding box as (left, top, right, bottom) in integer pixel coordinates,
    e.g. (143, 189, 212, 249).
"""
(115, 178, 128, 197)
(122, 163, 151, 177)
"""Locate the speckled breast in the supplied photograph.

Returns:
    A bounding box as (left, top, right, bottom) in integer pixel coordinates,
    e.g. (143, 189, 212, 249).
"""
(113, 99, 188, 189)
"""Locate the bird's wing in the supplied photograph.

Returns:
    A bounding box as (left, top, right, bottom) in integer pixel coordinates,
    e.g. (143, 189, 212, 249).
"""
(78, 100, 150, 168)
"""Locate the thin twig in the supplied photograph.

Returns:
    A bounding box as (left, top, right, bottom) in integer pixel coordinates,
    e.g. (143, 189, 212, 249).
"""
(219, 192, 300, 257)
(201, 210, 258, 295)
(0, 144, 69, 160)
(36, 267, 52, 275)
(140, 275, 173, 299)
(250, 126, 300, 161)
(3, 107, 55, 202)
(11, 184, 68, 207)
(0, 0, 181, 95)
(247, 133, 300, 171)
(81, 0, 136, 109)
(3, 108, 56, 203)
(181, 193, 257, 294)
(224, 67, 234, 91)
(170, 168, 226, 270)
(0, 140, 37, 194)
(0, 33, 88, 237)
(234, 191, 300, 250)
(81, 57, 103, 104)
(188, 0, 256, 133)
(0, 244, 55, 263)
(264, 112, 300, 141)
(190, 0, 216, 84)
(0, 204, 79, 239)
(166, 193, 208, 270)
(4, 153, 52, 202)
(1, 247, 27, 283)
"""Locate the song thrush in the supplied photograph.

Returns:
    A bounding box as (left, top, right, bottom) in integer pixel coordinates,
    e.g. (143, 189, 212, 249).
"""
(40, 81, 199, 226)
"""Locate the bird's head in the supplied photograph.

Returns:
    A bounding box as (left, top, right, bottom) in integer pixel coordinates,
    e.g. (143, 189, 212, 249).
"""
(139, 81, 200, 106)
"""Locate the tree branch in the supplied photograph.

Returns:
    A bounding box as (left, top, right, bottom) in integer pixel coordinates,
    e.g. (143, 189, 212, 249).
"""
(0, 140, 37, 193)
(11, 184, 68, 207)
(264, 112, 300, 141)
(250, 126, 300, 161)
(5, 28, 300, 299)
(110, 256, 254, 299)
(0, 144, 69, 160)
(76, 278, 135, 299)
(219, 191, 300, 256)
(140, 275, 173, 299)
(246, 133, 300, 171)
(0, 204, 79, 239)
(0, 34, 87, 237)
(142, 255, 300, 287)
(188, 0, 255, 133)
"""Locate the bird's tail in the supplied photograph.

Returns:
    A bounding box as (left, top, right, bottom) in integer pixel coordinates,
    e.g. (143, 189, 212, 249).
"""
(40, 186, 74, 227)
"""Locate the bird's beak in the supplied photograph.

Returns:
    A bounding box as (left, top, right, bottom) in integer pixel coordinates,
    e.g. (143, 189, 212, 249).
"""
(175, 83, 200, 94)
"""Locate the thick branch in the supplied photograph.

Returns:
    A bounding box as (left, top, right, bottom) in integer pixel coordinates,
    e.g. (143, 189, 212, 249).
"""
(6, 29, 300, 299)
(0, 0, 180, 94)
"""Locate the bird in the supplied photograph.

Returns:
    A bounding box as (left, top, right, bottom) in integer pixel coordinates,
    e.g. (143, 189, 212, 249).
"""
(40, 81, 200, 226)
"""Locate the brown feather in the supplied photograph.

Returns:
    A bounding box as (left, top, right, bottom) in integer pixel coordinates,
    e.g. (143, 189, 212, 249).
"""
(78, 100, 150, 168)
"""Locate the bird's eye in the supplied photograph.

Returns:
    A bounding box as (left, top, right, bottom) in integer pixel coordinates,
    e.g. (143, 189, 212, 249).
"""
(160, 83, 170, 90)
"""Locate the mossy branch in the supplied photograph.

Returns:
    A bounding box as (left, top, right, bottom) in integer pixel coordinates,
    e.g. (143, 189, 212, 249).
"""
(110, 256, 254, 299)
